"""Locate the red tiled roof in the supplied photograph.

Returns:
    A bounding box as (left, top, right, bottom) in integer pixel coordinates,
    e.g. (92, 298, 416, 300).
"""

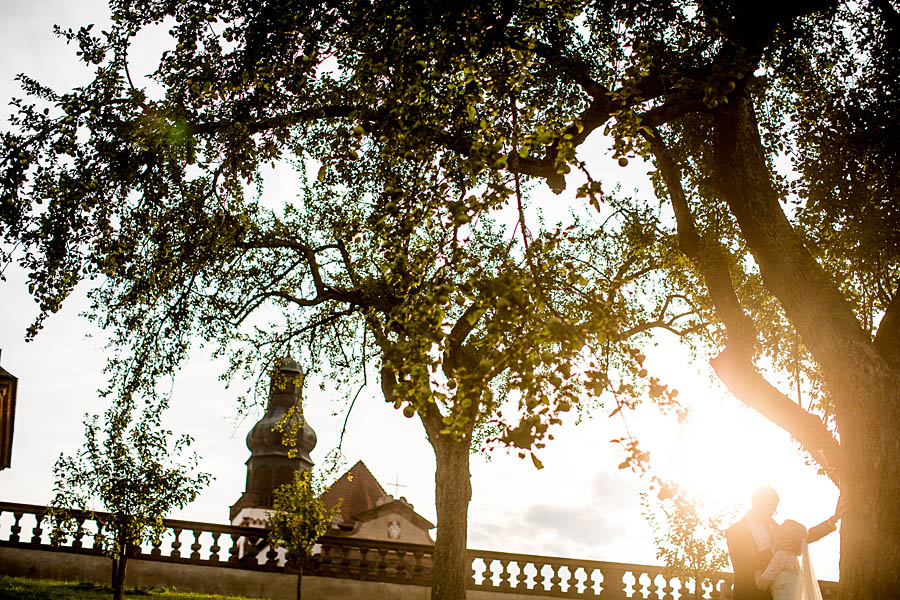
(320, 460, 388, 523)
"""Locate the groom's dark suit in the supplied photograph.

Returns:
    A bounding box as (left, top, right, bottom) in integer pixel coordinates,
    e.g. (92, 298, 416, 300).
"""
(726, 516, 774, 600)
(726, 516, 836, 600)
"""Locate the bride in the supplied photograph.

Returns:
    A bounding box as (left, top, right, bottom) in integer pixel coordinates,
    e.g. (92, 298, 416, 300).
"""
(755, 519, 824, 600)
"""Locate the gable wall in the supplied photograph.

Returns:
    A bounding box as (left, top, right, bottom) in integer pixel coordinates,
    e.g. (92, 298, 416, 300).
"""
(351, 513, 433, 545)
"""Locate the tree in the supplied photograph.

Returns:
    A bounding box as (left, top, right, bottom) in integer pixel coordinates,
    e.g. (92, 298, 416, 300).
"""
(641, 485, 732, 599)
(3, 1, 898, 597)
(48, 398, 212, 600)
(268, 470, 340, 600)
(0, 4, 690, 599)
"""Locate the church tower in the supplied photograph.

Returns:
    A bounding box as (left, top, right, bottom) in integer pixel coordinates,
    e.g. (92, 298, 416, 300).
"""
(230, 358, 317, 527)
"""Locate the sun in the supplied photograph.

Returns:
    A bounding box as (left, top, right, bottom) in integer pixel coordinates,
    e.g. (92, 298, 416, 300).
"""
(628, 386, 838, 526)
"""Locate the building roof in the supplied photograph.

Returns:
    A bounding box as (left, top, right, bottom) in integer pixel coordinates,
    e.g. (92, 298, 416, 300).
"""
(320, 460, 389, 524)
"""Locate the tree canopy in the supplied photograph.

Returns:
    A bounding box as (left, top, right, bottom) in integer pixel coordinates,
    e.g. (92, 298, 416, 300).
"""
(49, 398, 211, 600)
(3, 1, 900, 597)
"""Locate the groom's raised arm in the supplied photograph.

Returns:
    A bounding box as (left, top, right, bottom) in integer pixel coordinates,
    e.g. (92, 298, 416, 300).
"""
(808, 516, 837, 544)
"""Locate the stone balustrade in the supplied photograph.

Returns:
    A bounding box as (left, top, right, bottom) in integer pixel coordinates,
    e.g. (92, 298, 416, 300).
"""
(0, 501, 838, 599)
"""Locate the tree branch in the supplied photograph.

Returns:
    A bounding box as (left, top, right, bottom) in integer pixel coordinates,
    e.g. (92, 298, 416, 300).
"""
(501, 38, 711, 193)
(235, 238, 365, 307)
(606, 262, 656, 305)
(378, 364, 445, 444)
(711, 91, 880, 393)
(640, 97, 708, 128)
(646, 126, 842, 485)
(192, 105, 355, 136)
(711, 346, 842, 484)
(448, 302, 484, 347)
(615, 294, 703, 340)
(336, 240, 359, 287)
(528, 38, 608, 100)
(645, 128, 757, 352)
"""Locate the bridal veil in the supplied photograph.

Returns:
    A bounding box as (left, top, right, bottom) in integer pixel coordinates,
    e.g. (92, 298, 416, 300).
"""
(798, 540, 824, 600)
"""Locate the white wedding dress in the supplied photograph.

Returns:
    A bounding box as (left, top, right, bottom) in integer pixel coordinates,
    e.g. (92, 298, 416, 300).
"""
(759, 541, 824, 600)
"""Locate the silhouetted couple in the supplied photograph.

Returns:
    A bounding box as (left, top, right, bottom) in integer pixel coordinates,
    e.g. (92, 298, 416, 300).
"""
(726, 487, 845, 600)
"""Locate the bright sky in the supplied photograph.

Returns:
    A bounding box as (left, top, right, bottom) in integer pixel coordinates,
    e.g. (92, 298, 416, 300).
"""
(0, 0, 841, 583)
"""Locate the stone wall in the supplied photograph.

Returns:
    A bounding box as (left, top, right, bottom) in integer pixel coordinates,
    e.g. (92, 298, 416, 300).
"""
(1, 501, 839, 600)
(0, 546, 431, 600)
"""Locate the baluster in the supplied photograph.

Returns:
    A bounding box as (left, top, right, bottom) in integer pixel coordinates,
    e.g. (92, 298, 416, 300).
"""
(31, 510, 45, 545)
(9, 511, 23, 543)
(630, 570, 645, 598)
(356, 544, 371, 575)
(533, 562, 546, 591)
(395, 549, 410, 578)
(498, 559, 512, 589)
(90, 519, 104, 552)
(645, 571, 660, 600)
(264, 541, 278, 567)
(208, 532, 221, 562)
(566, 565, 579, 593)
(412, 549, 425, 576)
(128, 538, 143, 559)
(249, 535, 263, 564)
(708, 577, 721, 600)
(335, 544, 351, 576)
(376, 548, 390, 576)
(190, 529, 203, 561)
(70, 516, 86, 549)
(150, 532, 163, 558)
(661, 576, 675, 600)
(227, 533, 240, 564)
(311, 541, 325, 570)
(515, 561, 530, 590)
(690, 578, 702, 599)
(549, 561, 563, 593)
(470, 557, 482, 587)
(328, 543, 345, 576)
(470, 558, 482, 587)
(170, 528, 183, 559)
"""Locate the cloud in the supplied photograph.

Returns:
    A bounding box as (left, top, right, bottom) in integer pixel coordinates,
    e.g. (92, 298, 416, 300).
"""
(467, 464, 656, 564)
(523, 503, 628, 547)
(589, 470, 644, 511)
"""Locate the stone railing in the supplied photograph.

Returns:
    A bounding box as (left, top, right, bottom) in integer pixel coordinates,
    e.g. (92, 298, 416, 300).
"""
(471, 549, 728, 598)
(0, 502, 839, 599)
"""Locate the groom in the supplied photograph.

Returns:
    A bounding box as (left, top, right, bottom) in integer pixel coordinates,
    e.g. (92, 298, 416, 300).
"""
(726, 486, 840, 600)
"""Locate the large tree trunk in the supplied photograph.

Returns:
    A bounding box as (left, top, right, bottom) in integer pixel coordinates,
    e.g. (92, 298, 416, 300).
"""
(710, 89, 900, 598)
(832, 378, 900, 598)
(431, 435, 472, 600)
(381, 365, 474, 600)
